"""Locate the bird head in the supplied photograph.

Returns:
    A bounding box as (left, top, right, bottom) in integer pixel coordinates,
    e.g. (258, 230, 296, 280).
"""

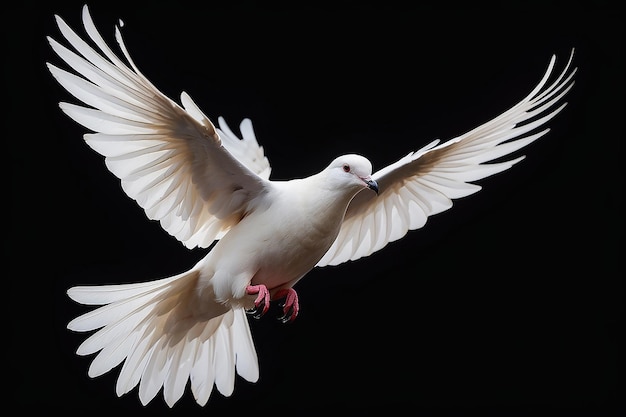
(325, 154, 379, 195)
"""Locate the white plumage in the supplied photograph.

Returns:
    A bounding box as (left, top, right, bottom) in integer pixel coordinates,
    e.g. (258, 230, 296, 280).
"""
(48, 5, 576, 408)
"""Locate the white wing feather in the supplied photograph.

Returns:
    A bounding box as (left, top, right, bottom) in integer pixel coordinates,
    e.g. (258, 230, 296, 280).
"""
(318, 50, 576, 267)
(47, 5, 272, 249)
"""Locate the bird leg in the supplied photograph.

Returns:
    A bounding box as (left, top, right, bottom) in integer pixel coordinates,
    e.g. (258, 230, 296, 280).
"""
(245, 284, 270, 319)
(274, 288, 299, 323)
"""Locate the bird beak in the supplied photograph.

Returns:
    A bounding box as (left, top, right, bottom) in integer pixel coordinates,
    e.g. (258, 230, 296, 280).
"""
(364, 178, 379, 195)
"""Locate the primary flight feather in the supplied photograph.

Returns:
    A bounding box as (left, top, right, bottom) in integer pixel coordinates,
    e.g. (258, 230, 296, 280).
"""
(48, 5, 576, 408)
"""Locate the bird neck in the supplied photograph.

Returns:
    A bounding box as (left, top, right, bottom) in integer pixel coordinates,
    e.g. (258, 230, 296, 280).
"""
(300, 173, 362, 226)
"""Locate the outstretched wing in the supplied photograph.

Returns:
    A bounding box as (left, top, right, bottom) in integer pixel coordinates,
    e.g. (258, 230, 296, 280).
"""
(47, 5, 272, 249)
(318, 50, 576, 267)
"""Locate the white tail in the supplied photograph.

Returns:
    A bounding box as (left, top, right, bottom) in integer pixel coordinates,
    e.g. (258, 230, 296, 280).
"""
(67, 268, 259, 407)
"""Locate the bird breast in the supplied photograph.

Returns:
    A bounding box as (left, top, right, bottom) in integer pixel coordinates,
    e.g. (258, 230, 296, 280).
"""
(210, 179, 355, 293)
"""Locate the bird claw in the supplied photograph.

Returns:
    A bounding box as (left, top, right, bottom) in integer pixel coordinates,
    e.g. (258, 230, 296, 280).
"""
(246, 304, 265, 319)
(274, 288, 299, 323)
(245, 285, 299, 322)
(245, 284, 270, 319)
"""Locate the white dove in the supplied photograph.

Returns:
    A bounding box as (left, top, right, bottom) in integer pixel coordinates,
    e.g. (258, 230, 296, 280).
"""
(48, 5, 576, 408)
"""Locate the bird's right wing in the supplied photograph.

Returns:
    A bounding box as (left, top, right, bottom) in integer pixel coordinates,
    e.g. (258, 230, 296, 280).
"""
(318, 50, 576, 267)
(47, 5, 272, 248)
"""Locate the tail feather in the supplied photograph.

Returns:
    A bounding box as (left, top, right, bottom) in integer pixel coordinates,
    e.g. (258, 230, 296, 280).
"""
(75, 299, 156, 354)
(67, 273, 183, 305)
(116, 322, 155, 396)
(213, 323, 236, 396)
(67, 269, 259, 407)
(231, 307, 259, 382)
(88, 323, 141, 378)
(190, 323, 217, 405)
(139, 334, 171, 404)
(163, 336, 193, 407)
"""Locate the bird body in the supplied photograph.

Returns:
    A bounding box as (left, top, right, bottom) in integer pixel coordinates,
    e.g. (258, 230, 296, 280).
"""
(200, 154, 377, 304)
(48, 5, 576, 408)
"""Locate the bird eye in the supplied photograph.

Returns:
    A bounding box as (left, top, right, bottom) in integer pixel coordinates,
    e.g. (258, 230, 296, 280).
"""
(342, 164, 350, 173)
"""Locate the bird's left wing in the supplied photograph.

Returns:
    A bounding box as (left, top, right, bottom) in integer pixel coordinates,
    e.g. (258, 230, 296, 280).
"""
(47, 5, 272, 249)
(318, 50, 576, 267)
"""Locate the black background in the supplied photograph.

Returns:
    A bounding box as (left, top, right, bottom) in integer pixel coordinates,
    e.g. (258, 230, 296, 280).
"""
(8, 1, 623, 415)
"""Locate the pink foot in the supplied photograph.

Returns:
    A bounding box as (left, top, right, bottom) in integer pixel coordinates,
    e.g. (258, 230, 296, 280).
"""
(246, 284, 270, 318)
(274, 288, 299, 323)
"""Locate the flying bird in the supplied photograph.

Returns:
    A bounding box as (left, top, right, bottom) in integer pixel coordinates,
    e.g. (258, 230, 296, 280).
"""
(47, 5, 576, 408)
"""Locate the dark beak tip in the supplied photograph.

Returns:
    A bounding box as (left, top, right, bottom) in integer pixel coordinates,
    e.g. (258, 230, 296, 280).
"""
(367, 180, 379, 195)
